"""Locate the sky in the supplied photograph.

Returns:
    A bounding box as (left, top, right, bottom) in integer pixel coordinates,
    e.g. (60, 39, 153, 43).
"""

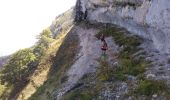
(0, 0, 76, 56)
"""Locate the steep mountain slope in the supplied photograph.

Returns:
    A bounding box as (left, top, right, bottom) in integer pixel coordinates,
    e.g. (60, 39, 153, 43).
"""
(54, 23, 119, 99)
(1, 0, 170, 100)
(29, 21, 170, 99)
(19, 2, 170, 99)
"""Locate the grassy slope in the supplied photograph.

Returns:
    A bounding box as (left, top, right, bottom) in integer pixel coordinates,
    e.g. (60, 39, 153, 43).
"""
(28, 26, 80, 100)
(16, 26, 72, 100)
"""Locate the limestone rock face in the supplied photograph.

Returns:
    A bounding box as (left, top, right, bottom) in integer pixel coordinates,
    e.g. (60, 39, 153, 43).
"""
(50, 8, 75, 38)
(77, 0, 170, 53)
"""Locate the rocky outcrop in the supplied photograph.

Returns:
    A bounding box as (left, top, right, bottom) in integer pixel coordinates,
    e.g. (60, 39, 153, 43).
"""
(0, 56, 9, 69)
(50, 8, 75, 38)
(77, 0, 170, 54)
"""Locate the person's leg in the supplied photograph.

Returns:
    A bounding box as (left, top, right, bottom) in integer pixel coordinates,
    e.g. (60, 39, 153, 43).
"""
(101, 50, 106, 61)
(101, 50, 104, 61)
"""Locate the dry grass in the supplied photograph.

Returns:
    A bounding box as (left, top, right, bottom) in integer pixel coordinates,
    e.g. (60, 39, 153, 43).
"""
(28, 25, 80, 100)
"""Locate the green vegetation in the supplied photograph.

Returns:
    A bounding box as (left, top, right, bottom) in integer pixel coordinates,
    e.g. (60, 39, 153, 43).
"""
(33, 28, 54, 58)
(98, 27, 148, 81)
(29, 27, 79, 100)
(64, 23, 151, 99)
(16, 27, 72, 99)
(97, 60, 113, 81)
(98, 25, 169, 98)
(135, 80, 169, 96)
(0, 48, 36, 84)
(0, 28, 54, 99)
(0, 84, 6, 96)
(63, 80, 104, 100)
(115, 59, 148, 79)
(63, 90, 91, 100)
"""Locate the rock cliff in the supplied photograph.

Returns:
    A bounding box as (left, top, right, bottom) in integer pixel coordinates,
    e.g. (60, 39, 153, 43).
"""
(78, 0, 170, 53)
(2, 1, 170, 99)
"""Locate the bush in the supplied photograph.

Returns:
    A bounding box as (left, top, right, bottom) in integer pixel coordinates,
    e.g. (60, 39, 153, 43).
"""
(97, 61, 113, 81)
(0, 84, 6, 96)
(136, 80, 168, 96)
(0, 48, 36, 84)
(63, 91, 91, 100)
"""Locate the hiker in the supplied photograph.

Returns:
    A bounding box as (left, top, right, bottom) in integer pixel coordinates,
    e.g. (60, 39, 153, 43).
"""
(101, 40, 108, 55)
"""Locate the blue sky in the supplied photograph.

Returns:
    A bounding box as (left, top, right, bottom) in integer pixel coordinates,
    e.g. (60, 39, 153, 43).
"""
(0, 0, 76, 56)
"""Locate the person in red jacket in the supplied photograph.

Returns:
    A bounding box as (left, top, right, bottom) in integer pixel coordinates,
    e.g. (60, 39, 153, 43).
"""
(101, 40, 108, 55)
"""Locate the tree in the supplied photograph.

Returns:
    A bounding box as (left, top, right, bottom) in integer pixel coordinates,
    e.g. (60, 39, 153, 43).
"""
(33, 28, 53, 57)
(0, 48, 36, 84)
(37, 28, 53, 48)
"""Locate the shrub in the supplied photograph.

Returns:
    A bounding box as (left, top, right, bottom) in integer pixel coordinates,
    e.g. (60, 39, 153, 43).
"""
(63, 91, 91, 100)
(136, 80, 168, 96)
(97, 61, 113, 81)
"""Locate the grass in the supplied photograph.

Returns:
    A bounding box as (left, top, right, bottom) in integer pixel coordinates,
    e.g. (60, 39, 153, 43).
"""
(135, 79, 169, 96)
(28, 26, 80, 100)
(97, 26, 148, 81)
(63, 90, 91, 100)
(62, 22, 170, 99)
(117, 59, 148, 76)
(63, 80, 104, 100)
(99, 26, 170, 98)
(97, 60, 113, 81)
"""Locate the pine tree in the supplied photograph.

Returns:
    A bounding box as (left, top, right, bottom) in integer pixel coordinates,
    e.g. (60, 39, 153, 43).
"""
(34, 28, 53, 58)
(0, 48, 36, 84)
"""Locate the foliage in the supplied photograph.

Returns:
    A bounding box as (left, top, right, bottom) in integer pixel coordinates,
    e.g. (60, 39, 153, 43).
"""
(116, 58, 148, 76)
(29, 27, 79, 100)
(96, 23, 170, 99)
(0, 28, 55, 99)
(98, 26, 148, 81)
(34, 28, 54, 58)
(97, 60, 113, 81)
(135, 80, 168, 96)
(63, 79, 104, 100)
(0, 48, 36, 84)
(63, 91, 91, 100)
(0, 84, 6, 96)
